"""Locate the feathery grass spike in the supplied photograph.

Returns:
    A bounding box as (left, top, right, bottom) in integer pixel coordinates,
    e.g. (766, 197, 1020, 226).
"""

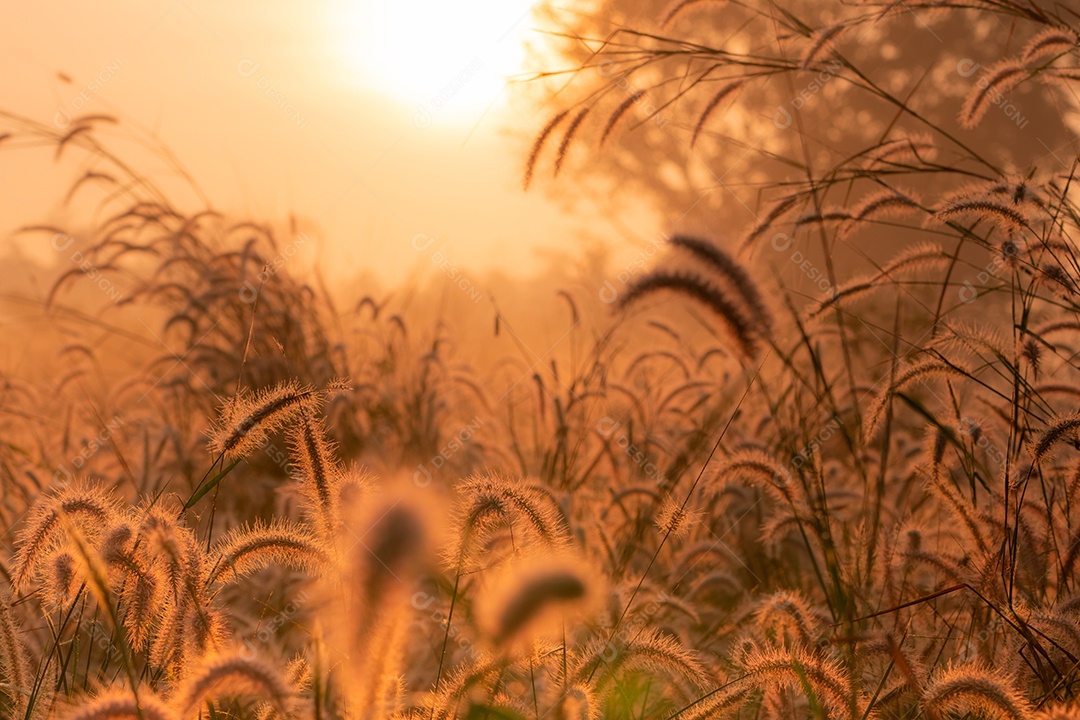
(524, 109, 570, 190)
(618, 271, 758, 357)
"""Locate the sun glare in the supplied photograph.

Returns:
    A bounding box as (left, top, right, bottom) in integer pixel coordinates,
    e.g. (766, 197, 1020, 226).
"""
(337, 1, 539, 122)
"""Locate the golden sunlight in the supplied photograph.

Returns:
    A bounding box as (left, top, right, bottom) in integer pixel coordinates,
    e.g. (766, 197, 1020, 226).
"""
(6, 2, 1080, 719)
(335, 0, 539, 121)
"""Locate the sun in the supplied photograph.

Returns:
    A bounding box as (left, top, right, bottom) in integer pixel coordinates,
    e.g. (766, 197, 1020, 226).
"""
(335, 0, 540, 123)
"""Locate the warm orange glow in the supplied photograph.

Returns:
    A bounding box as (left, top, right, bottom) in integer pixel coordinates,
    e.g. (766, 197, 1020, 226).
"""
(334, 0, 539, 121)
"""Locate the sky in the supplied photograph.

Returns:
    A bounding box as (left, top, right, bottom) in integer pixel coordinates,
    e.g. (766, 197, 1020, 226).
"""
(0, 0, 641, 289)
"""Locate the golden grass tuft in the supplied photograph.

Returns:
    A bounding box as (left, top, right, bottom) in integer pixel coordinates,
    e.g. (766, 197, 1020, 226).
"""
(864, 133, 937, 167)
(207, 518, 329, 586)
(208, 380, 323, 458)
(554, 106, 592, 176)
(921, 664, 1034, 720)
(618, 271, 759, 358)
(1022, 27, 1078, 63)
(62, 689, 175, 720)
(736, 645, 857, 719)
(0, 595, 29, 718)
(172, 650, 291, 717)
(486, 560, 590, 644)
(959, 60, 1029, 129)
(12, 482, 118, 594)
(1030, 412, 1080, 463)
(667, 235, 773, 332)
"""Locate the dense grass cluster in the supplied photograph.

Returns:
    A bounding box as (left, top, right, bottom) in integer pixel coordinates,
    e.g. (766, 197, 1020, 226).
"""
(3, 0, 1080, 718)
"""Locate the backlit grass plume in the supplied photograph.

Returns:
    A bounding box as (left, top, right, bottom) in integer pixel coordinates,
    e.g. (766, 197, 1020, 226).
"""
(172, 650, 292, 717)
(206, 519, 329, 586)
(288, 410, 344, 541)
(959, 60, 1029, 129)
(62, 688, 174, 720)
(0, 595, 29, 718)
(753, 590, 821, 648)
(667, 235, 773, 332)
(921, 664, 1034, 720)
(482, 556, 592, 645)
(601, 90, 645, 146)
(618, 271, 758, 357)
(12, 0, 1080, 717)
(448, 473, 570, 567)
(11, 482, 119, 593)
(735, 645, 859, 720)
(1030, 412, 1080, 463)
(524, 109, 570, 190)
(1022, 27, 1077, 63)
(690, 80, 743, 147)
(574, 628, 707, 701)
(339, 490, 433, 720)
(864, 133, 936, 167)
(208, 380, 323, 458)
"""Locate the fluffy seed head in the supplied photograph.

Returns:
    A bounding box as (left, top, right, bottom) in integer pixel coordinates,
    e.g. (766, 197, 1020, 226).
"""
(921, 664, 1034, 720)
(959, 60, 1028, 129)
(208, 381, 322, 458)
(63, 689, 175, 720)
(12, 482, 118, 593)
(1022, 27, 1077, 63)
(484, 558, 591, 644)
(173, 650, 291, 717)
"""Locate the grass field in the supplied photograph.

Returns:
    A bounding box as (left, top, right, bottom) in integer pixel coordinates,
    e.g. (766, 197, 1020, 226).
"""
(3, 1, 1080, 718)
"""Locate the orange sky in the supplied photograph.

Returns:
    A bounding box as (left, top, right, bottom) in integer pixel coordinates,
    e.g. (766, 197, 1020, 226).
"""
(0, 0, 654, 288)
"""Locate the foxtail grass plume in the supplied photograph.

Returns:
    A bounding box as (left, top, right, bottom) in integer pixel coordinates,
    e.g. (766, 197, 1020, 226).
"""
(866, 359, 969, 439)
(691, 80, 743, 147)
(554, 106, 592, 176)
(287, 410, 344, 540)
(481, 555, 593, 645)
(667, 235, 773, 332)
(800, 24, 845, 68)
(753, 590, 821, 647)
(1022, 27, 1078, 63)
(921, 664, 1034, 720)
(736, 645, 858, 720)
(618, 271, 758, 358)
(42, 550, 77, 608)
(207, 518, 329, 586)
(743, 195, 798, 247)
(1030, 412, 1080, 463)
(959, 60, 1028, 129)
(447, 473, 569, 568)
(864, 133, 936, 167)
(0, 596, 28, 718)
(172, 650, 291, 717)
(707, 448, 797, 504)
(655, 495, 699, 538)
(524, 110, 570, 190)
(600, 90, 645, 146)
(933, 196, 1032, 233)
(794, 210, 852, 234)
(208, 380, 323, 458)
(575, 627, 707, 699)
(62, 688, 175, 720)
(338, 486, 436, 720)
(12, 482, 118, 594)
(840, 188, 923, 238)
